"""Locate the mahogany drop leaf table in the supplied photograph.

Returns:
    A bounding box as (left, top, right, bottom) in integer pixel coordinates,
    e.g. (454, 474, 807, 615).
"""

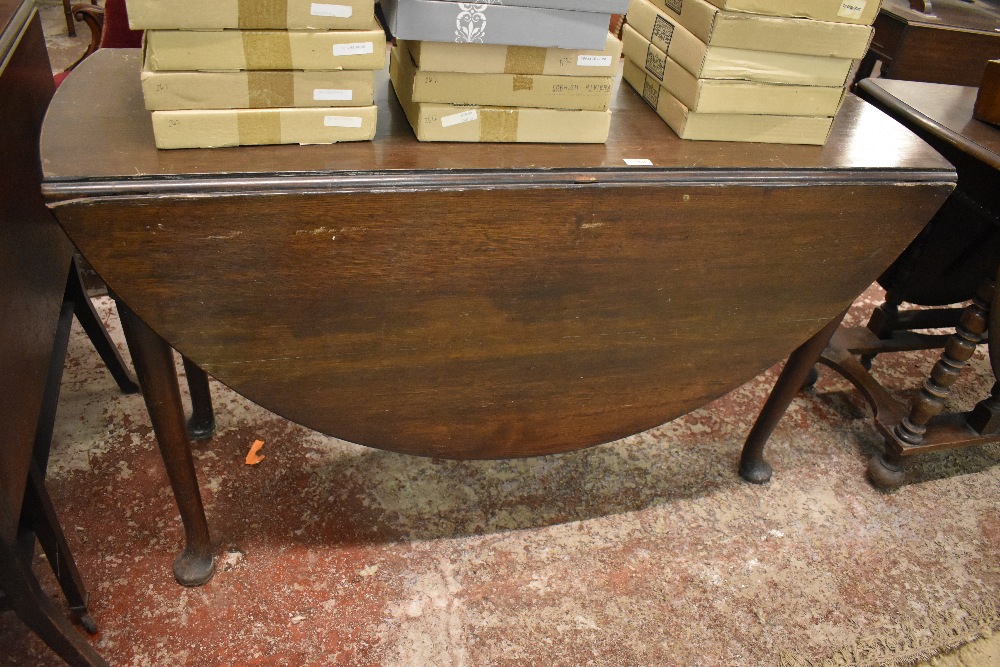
(40, 50, 956, 585)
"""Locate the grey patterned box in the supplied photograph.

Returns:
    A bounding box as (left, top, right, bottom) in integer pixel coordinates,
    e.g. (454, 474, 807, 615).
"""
(380, 0, 616, 50)
(431, 0, 629, 13)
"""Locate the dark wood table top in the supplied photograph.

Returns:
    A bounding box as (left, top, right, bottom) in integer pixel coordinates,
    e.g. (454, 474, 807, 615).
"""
(40, 50, 957, 460)
(43, 50, 954, 197)
(857, 78, 1000, 171)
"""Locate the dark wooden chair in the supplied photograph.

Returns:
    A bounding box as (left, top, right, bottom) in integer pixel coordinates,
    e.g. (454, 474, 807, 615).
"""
(60, 0, 96, 38)
(56, 0, 142, 85)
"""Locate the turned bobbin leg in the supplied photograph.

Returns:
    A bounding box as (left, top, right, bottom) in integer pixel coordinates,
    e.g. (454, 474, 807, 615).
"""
(894, 279, 992, 445)
(968, 268, 1000, 434)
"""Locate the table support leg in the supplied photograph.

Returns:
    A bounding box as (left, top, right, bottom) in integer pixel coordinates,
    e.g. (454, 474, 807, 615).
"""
(861, 290, 903, 368)
(969, 266, 1000, 434)
(2, 497, 107, 666)
(0, 539, 108, 667)
(182, 356, 215, 442)
(116, 301, 215, 586)
(66, 259, 139, 395)
(894, 279, 993, 446)
(740, 312, 847, 484)
(22, 462, 97, 633)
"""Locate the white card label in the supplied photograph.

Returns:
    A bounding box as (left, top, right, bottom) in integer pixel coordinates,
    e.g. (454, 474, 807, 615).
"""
(314, 88, 353, 101)
(311, 3, 353, 17)
(333, 42, 374, 56)
(624, 158, 653, 166)
(441, 110, 478, 127)
(325, 116, 363, 128)
(837, 0, 866, 19)
(578, 55, 613, 67)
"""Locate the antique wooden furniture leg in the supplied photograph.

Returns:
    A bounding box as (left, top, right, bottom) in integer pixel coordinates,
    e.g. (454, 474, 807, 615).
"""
(866, 277, 995, 485)
(746, 275, 999, 489)
(30, 299, 75, 471)
(61, 0, 75, 36)
(18, 462, 98, 634)
(1, 504, 108, 666)
(65, 258, 139, 395)
(115, 300, 215, 586)
(182, 356, 215, 441)
(61, 0, 98, 39)
(968, 266, 1000, 431)
(34, 261, 140, 469)
(66, 256, 214, 440)
(740, 314, 847, 483)
(860, 290, 963, 369)
(891, 279, 993, 446)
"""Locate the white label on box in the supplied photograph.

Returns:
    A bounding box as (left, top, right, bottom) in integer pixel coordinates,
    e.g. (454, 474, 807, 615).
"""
(441, 109, 478, 127)
(578, 55, 613, 67)
(624, 158, 653, 166)
(311, 3, 353, 18)
(837, 1, 866, 19)
(333, 42, 374, 56)
(314, 88, 353, 101)
(325, 115, 363, 128)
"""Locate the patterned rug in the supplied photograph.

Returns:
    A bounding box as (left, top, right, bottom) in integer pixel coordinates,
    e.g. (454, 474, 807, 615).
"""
(2, 287, 998, 666)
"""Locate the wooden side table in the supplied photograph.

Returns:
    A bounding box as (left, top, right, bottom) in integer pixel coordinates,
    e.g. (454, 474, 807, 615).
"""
(740, 78, 1000, 488)
(856, 0, 1000, 86)
(0, 1, 107, 664)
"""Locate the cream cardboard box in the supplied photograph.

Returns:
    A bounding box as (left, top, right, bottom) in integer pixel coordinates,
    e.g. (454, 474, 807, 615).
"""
(393, 43, 614, 111)
(141, 63, 376, 110)
(390, 46, 611, 142)
(623, 58, 833, 144)
(144, 26, 386, 71)
(150, 106, 378, 149)
(402, 33, 622, 77)
(644, 0, 873, 58)
(380, 0, 612, 50)
(627, 0, 854, 86)
(701, 0, 881, 25)
(622, 24, 845, 115)
(126, 0, 377, 30)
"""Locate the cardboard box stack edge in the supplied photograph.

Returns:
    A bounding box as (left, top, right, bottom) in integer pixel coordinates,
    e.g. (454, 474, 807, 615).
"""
(622, 0, 880, 144)
(382, 0, 628, 143)
(128, 0, 385, 149)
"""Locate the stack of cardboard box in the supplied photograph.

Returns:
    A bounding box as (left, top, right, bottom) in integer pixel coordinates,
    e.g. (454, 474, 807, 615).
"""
(381, 0, 628, 143)
(127, 0, 387, 149)
(621, 0, 880, 144)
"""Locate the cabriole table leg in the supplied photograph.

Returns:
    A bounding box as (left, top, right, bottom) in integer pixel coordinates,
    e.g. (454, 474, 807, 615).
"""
(115, 300, 216, 586)
(181, 356, 215, 442)
(740, 313, 848, 484)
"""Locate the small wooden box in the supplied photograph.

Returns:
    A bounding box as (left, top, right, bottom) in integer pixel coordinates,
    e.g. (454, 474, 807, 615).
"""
(974, 59, 1000, 126)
